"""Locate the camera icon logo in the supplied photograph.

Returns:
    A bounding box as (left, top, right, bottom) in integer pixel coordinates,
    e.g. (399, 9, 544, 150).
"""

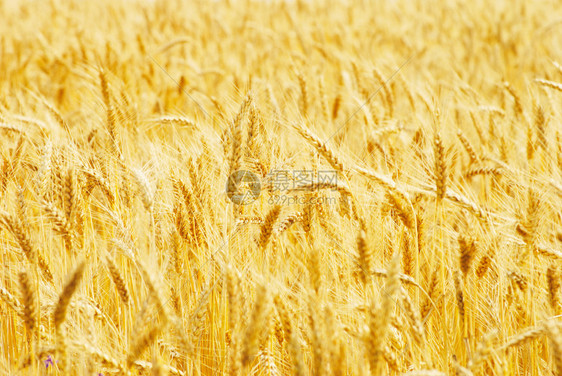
(226, 170, 261, 205)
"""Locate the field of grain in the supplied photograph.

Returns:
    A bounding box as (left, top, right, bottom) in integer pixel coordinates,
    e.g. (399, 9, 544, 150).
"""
(1, 0, 561, 374)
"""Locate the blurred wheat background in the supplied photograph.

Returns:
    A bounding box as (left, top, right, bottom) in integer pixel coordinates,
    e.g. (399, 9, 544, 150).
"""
(0, 0, 561, 375)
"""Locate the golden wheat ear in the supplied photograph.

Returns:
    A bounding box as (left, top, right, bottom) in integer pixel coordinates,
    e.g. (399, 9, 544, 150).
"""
(53, 260, 86, 330)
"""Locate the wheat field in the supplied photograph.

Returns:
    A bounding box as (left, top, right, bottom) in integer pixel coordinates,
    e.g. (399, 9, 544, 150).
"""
(0, 0, 561, 374)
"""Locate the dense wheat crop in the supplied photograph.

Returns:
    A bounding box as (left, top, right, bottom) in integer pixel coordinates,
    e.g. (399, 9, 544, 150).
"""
(1, 0, 562, 374)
